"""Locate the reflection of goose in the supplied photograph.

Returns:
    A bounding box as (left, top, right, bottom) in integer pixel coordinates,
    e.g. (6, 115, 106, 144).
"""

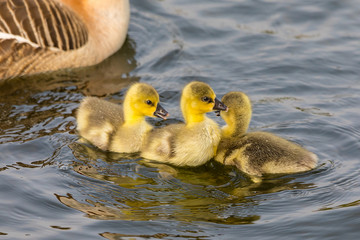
(215, 91, 318, 178)
(141, 81, 228, 167)
(76, 83, 168, 153)
(0, 0, 130, 79)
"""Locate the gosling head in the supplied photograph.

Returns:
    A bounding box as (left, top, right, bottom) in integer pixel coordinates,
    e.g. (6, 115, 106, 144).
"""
(124, 83, 169, 120)
(181, 81, 227, 122)
(219, 91, 252, 135)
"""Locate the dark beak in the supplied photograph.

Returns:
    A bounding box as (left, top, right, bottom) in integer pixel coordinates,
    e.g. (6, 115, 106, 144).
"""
(153, 103, 169, 120)
(213, 98, 228, 112)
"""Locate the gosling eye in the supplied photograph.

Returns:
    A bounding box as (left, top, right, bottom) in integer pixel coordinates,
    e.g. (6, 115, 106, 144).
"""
(145, 100, 153, 106)
(201, 96, 213, 103)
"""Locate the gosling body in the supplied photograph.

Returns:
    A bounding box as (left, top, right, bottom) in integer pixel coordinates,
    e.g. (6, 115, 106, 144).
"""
(215, 91, 318, 177)
(76, 83, 168, 153)
(142, 119, 221, 167)
(141, 81, 227, 167)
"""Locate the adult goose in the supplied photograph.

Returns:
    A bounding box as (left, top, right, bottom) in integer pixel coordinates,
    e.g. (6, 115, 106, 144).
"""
(0, 0, 130, 79)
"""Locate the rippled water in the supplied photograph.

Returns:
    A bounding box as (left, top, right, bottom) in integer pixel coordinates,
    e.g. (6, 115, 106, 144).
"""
(1, 0, 360, 239)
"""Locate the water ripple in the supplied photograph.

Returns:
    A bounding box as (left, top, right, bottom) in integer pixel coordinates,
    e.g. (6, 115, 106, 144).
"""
(1, 0, 360, 239)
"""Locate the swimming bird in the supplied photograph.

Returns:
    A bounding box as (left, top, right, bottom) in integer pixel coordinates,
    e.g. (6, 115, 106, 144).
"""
(215, 91, 318, 178)
(0, 0, 130, 79)
(141, 81, 228, 167)
(76, 83, 168, 153)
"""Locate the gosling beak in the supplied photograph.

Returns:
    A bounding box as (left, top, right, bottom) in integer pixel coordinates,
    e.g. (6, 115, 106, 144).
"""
(154, 103, 169, 120)
(213, 98, 228, 112)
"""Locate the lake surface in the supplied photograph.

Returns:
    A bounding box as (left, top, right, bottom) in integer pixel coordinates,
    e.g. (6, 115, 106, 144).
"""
(1, 0, 360, 239)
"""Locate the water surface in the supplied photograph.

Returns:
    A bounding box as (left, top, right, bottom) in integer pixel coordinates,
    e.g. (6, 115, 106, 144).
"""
(1, 0, 360, 239)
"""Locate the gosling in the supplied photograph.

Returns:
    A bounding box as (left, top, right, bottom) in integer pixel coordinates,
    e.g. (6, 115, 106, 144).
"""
(76, 83, 168, 153)
(215, 91, 318, 177)
(141, 81, 228, 167)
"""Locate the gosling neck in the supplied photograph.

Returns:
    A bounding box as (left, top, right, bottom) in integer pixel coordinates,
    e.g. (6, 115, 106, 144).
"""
(181, 99, 207, 125)
(222, 112, 251, 138)
(123, 100, 146, 125)
(184, 111, 207, 125)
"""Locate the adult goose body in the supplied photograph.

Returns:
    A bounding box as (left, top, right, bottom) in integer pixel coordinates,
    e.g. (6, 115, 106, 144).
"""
(0, 0, 130, 79)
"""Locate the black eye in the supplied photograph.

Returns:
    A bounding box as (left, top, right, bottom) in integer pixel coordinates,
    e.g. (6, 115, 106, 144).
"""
(201, 96, 212, 103)
(146, 100, 153, 105)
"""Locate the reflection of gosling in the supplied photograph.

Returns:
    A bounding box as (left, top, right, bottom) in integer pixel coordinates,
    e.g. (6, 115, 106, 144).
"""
(76, 83, 168, 153)
(215, 91, 318, 177)
(141, 81, 228, 167)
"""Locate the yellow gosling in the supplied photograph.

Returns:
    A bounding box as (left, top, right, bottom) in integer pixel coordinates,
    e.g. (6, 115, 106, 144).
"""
(0, 0, 130, 79)
(76, 83, 168, 153)
(141, 81, 228, 167)
(215, 91, 318, 178)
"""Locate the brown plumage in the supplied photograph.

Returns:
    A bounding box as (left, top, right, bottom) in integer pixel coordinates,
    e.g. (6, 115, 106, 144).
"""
(215, 91, 318, 178)
(0, 0, 129, 79)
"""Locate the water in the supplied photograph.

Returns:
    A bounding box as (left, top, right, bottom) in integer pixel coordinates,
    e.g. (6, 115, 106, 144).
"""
(1, 0, 360, 239)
